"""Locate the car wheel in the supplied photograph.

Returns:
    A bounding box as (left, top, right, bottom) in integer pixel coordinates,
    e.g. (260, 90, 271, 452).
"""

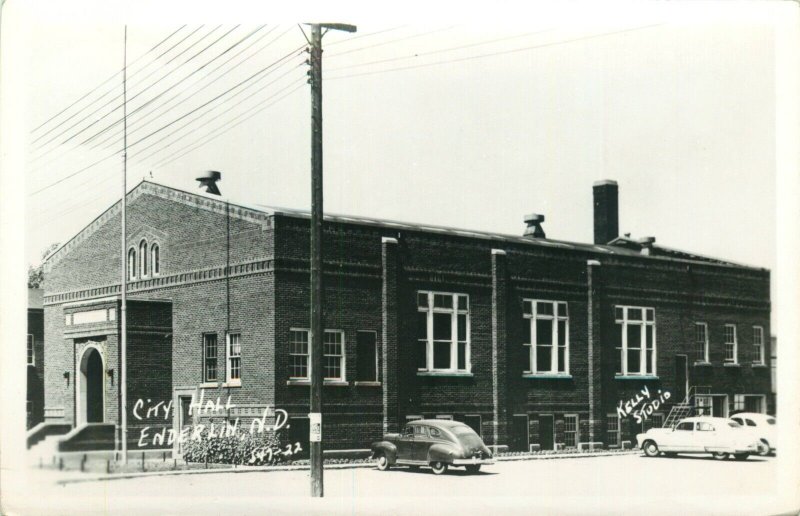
(757, 440, 771, 457)
(712, 452, 729, 460)
(465, 465, 481, 474)
(375, 453, 390, 471)
(733, 453, 750, 461)
(430, 461, 448, 475)
(642, 441, 660, 457)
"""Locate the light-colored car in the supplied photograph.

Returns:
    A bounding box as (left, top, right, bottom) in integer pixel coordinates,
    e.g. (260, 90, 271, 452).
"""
(636, 416, 761, 460)
(730, 412, 776, 456)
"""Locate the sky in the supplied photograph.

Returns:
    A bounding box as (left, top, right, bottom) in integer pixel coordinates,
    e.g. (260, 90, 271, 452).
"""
(6, 2, 783, 278)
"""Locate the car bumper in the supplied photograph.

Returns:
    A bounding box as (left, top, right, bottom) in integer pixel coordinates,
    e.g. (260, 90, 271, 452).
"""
(452, 457, 495, 466)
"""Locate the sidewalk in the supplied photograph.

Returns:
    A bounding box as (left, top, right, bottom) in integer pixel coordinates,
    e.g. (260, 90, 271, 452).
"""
(50, 449, 640, 484)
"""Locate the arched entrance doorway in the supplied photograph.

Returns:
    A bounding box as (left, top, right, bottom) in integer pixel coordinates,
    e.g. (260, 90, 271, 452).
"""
(79, 346, 105, 424)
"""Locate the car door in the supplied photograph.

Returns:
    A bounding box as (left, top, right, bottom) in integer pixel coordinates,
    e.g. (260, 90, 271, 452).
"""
(695, 421, 721, 452)
(396, 424, 416, 461)
(412, 426, 431, 462)
(666, 421, 697, 452)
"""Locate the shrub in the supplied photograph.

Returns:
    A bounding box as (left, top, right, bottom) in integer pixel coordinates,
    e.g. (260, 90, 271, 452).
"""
(181, 427, 292, 466)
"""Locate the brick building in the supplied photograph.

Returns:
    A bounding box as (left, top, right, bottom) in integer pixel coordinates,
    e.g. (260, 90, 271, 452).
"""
(39, 179, 772, 453)
(27, 288, 45, 429)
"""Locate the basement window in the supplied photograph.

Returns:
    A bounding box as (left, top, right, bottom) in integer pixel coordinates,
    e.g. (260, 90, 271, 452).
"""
(417, 291, 470, 374)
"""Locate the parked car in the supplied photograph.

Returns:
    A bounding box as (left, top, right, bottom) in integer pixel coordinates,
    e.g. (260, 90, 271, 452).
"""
(730, 412, 776, 456)
(636, 416, 761, 460)
(371, 419, 494, 474)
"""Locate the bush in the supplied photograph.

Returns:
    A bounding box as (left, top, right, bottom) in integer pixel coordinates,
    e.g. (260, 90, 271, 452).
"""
(181, 427, 291, 466)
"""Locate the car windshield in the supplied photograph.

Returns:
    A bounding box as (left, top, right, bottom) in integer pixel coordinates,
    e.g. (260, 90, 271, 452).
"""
(767, 417, 776, 425)
(728, 421, 742, 428)
(450, 425, 483, 447)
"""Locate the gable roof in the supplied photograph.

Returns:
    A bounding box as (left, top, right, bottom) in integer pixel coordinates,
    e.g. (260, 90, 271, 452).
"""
(44, 180, 764, 272)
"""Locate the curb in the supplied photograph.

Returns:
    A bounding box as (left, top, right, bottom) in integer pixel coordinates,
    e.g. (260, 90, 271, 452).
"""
(55, 450, 639, 484)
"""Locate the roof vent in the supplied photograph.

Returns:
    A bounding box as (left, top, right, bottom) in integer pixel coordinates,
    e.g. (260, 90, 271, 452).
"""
(196, 170, 222, 195)
(638, 236, 656, 255)
(523, 213, 546, 238)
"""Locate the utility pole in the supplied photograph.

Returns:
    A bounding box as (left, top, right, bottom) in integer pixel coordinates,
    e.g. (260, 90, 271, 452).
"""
(305, 21, 356, 498)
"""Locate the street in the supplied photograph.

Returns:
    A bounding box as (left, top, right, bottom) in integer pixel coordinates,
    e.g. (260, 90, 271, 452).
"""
(3, 453, 784, 515)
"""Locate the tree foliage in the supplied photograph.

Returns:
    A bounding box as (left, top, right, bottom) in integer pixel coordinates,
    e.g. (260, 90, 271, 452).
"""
(27, 242, 60, 289)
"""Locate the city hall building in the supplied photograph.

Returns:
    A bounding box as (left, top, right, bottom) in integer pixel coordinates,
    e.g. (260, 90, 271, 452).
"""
(36, 179, 772, 453)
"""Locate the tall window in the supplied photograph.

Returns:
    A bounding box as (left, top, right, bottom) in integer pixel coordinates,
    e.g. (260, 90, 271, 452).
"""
(227, 333, 241, 383)
(523, 300, 569, 374)
(614, 306, 656, 376)
(356, 331, 378, 382)
(323, 331, 345, 381)
(695, 322, 709, 363)
(564, 415, 578, 447)
(606, 414, 620, 446)
(203, 333, 218, 382)
(127, 248, 136, 280)
(289, 330, 309, 380)
(724, 324, 737, 364)
(139, 239, 148, 277)
(416, 291, 470, 373)
(752, 326, 764, 365)
(151, 243, 160, 275)
(27, 334, 35, 366)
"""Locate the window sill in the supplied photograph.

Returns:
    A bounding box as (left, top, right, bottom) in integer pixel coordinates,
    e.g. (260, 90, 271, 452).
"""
(223, 381, 242, 388)
(199, 382, 220, 388)
(614, 375, 659, 380)
(286, 380, 350, 386)
(416, 371, 473, 378)
(693, 361, 713, 367)
(354, 381, 382, 387)
(750, 363, 768, 368)
(522, 373, 573, 379)
(723, 363, 741, 368)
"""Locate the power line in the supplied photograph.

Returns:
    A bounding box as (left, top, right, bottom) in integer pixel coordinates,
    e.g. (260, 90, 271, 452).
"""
(76, 24, 262, 148)
(29, 47, 305, 197)
(325, 26, 455, 59)
(150, 75, 306, 168)
(30, 25, 205, 148)
(325, 28, 552, 72)
(326, 24, 664, 81)
(30, 25, 187, 134)
(30, 25, 221, 153)
(323, 25, 407, 47)
(89, 25, 293, 153)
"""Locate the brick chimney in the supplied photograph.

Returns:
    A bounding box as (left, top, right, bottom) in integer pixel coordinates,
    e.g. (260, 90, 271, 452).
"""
(593, 180, 618, 245)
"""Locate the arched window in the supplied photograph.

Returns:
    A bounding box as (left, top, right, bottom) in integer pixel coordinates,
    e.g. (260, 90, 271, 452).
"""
(139, 239, 148, 277)
(127, 248, 136, 280)
(151, 243, 160, 276)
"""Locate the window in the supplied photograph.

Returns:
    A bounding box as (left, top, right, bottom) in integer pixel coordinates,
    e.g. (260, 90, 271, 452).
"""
(652, 413, 664, 429)
(697, 422, 715, 432)
(203, 334, 218, 382)
(289, 329, 345, 381)
(323, 331, 345, 381)
(27, 334, 34, 366)
(564, 415, 578, 447)
(429, 427, 442, 438)
(417, 291, 470, 373)
(606, 414, 620, 446)
(127, 248, 136, 280)
(734, 394, 745, 412)
(356, 331, 378, 382)
(676, 421, 694, 431)
(724, 324, 737, 363)
(695, 395, 712, 416)
(151, 244, 160, 276)
(614, 306, 656, 376)
(139, 239, 148, 277)
(752, 326, 764, 364)
(523, 300, 569, 374)
(695, 323, 709, 362)
(227, 333, 241, 383)
(289, 330, 309, 380)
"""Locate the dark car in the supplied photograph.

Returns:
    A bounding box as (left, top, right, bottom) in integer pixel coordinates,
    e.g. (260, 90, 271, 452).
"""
(371, 419, 494, 475)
